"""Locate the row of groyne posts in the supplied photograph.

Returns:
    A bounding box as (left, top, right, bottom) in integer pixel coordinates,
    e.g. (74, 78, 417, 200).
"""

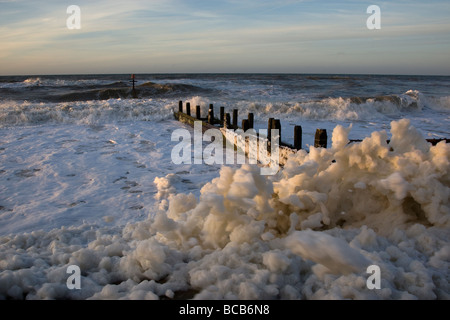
(175, 100, 450, 151)
(175, 101, 328, 153)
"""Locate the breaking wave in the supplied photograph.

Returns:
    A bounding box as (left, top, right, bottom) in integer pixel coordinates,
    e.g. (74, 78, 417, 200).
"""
(184, 90, 448, 122)
(0, 79, 215, 102)
(2, 89, 448, 128)
(0, 99, 177, 127)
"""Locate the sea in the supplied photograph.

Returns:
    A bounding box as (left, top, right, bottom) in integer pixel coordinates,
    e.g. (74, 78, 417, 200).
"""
(1, 73, 449, 142)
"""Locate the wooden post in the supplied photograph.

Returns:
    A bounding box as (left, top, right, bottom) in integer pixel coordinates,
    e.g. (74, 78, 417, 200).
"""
(242, 119, 250, 132)
(273, 119, 281, 146)
(225, 113, 231, 128)
(233, 109, 238, 128)
(208, 104, 214, 124)
(248, 113, 254, 129)
(179, 101, 183, 113)
(196, 105, 201, 119)
(314, 129, 327, 148)
(294, 125, 302, 150)
(131, 74, 137, 98)
(268, 118, 274, 141)
(267, 118, 274, 152)
(186, 102, 191, 116)
(242, 119, 250, 157)
(220, 106, 225, 125)
(208, 109, 213, 124)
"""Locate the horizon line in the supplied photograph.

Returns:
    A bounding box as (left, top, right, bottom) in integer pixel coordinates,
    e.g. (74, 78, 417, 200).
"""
(1, 72, 450, 77)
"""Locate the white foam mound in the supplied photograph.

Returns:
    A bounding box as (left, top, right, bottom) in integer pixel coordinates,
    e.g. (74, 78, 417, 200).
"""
(277, 118, 449, 233)
(284, 230, 370, 275)
(0, 119, 448, 300)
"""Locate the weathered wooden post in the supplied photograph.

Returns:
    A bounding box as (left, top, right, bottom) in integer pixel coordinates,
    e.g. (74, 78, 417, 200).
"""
(208, 104, 214, 124)
(196, 105, 201, 119)
(220, 106, 225, 125)
(273, 119, 281, 146)
(225, 113, 231, 128)
(267, 118, 274, 152)
(242, 119, 250, 132)
(248, 113, 254, 129)
(314, 129, 327, 148)
(241, 119, 250, 157)
(294, 125, 302, 150)
(208, 109, 213, 124)
(131, 74, 136, 91)
(186, 102, 191, 116)
(268, 118, 274, 142)
(179, 101, 183, 113)
(131, 74, 137, 98)
(233, 109, 238, 128)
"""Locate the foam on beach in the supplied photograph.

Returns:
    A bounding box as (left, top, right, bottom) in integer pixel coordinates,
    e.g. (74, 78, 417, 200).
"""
(0, 119, 448, 300)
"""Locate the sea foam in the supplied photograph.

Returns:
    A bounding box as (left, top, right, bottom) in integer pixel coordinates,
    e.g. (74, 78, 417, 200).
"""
(0, 119, 448, 300)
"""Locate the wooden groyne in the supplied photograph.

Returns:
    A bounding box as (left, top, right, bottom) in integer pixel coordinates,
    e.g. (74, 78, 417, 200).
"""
(174, 101, 330, 167)
(174, 101, 327, 148)
(174, 101, 449, 167)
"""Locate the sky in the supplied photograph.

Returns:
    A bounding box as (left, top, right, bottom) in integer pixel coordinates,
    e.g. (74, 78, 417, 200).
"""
(0, 0, 449, 76)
